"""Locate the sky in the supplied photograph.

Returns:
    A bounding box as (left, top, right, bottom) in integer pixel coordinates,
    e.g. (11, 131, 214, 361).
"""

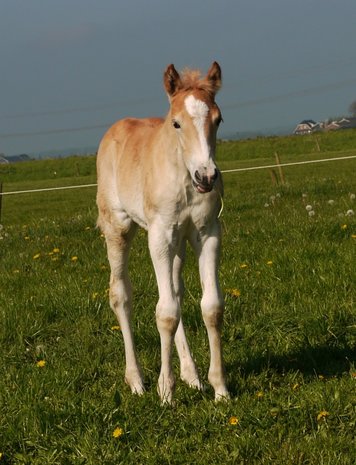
(1, 0, 356, 156)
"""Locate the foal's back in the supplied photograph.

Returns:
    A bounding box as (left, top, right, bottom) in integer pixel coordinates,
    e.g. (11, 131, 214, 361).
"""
(96, 116, 168, 230)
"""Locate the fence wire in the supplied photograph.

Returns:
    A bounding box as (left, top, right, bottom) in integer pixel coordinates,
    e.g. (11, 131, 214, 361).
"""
(0, 154, 356, 197)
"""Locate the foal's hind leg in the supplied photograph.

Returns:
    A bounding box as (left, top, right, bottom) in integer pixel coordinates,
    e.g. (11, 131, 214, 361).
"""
(104, 220, 145, 395)
(172, 246, 203, 391)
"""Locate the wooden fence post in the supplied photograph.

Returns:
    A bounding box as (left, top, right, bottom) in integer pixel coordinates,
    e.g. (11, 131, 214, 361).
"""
(315, 136, 321, 152)
(0, 181, 3, 223)
(275, 152, 286, 186)
(270, 169, 279, 186)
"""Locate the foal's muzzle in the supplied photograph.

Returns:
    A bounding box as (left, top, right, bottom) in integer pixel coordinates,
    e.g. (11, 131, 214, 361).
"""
(193, 168, 218, 194)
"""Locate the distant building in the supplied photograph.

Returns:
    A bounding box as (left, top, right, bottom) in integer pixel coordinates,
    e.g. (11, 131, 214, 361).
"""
(294, 117, 356, 135)
(337, 117, 356, 129)
(1, 154, 32, 163)
(323, 121, 340, 131)
(293, 120, 320, 135)
(322, 117, 356, 131)
(0, 154, 9, 164)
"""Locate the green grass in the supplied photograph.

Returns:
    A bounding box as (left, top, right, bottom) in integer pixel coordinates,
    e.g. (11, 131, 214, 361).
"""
(0, 133, 355, 464)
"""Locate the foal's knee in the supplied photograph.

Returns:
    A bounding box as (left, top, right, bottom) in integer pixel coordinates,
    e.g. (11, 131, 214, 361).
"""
(156, 300, 180, 334)
(109, 278, 132, 316)
(201, 298, 224, 328)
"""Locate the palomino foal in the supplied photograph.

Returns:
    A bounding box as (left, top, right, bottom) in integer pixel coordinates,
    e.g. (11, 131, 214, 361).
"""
(96, 62, 229, 403)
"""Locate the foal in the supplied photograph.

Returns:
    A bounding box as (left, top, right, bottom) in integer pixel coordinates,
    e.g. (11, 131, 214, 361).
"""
(96, 62, 229, 403)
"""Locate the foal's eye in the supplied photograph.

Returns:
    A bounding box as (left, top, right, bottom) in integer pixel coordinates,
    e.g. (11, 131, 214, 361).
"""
(172, 120, 181, 129)
(216, 116, 223, 127)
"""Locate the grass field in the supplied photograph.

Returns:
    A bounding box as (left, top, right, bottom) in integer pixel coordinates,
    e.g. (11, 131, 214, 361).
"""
(0, 131, 355, 464)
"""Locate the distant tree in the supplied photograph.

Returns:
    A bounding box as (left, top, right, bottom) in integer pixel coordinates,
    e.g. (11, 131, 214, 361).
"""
(349, 100, 356, 117)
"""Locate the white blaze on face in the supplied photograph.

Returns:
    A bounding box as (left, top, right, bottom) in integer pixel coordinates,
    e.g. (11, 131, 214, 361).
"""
(184, 95, 210, 164)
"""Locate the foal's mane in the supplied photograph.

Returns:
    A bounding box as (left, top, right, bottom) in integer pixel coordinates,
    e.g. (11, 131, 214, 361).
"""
(180, 68, 216, 95)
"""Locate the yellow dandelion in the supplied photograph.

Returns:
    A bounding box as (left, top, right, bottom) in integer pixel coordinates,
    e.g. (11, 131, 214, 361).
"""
(71, 256, 78, 262)
(111, 325, 121, 331)
(266, 260, 273, 265)
(239, 263, 248, 269)
(92, 292, 99, 300)
(36, 360, 46, 368)
(113, 427, 124, 438)
(226, 288, 241, 298)
(317, 410, 329, 421)
(53, 248, 60, 253)
(256, 391, 264, 399)
(13, 269, 20, 274)
(24, 236, 30, 240)
(341, 224, 347, 230)
(33, 253, 41, 260)
(351, 234, 356, 239)
(228, 416, 239, 426)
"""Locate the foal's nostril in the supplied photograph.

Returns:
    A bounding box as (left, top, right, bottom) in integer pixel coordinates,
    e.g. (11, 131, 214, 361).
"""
(195, 170, 202, 183)
(195, 169, 218, 187)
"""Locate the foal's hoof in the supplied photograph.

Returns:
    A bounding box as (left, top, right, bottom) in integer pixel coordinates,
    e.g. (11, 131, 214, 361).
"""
(181, 374, 204, 392)
(130, 384, 145, 396)
(125, 375, 145, 396)
(189, 379, 205, 392)
(214, 390, 230, 402)
(157, 378, 175, 405)
(180, 364, 204, 391)
(158, 389, 174, 406)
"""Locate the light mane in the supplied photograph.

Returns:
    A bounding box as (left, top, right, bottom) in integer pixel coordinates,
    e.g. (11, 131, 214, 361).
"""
(180, 68, 216, 95)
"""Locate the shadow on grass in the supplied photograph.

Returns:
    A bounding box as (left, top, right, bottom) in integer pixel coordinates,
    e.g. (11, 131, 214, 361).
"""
(227, 344, 355, 397)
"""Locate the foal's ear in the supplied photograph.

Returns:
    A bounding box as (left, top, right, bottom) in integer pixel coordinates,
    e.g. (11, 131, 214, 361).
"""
(207, 61, 222, 94)
(164, 64, 183, 98)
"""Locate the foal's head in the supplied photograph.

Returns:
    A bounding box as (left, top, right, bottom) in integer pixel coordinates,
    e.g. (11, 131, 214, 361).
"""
(164, 62, 223, 194)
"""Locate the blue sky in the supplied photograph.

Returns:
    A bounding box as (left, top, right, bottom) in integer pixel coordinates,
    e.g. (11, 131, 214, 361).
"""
(1, 0, 356, 155)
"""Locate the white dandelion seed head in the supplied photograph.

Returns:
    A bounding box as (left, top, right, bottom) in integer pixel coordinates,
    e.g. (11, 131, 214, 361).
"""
(264, 203, 270, 208)
(308, 210, 315, 217)
(270, 195, 276, 202)
(350, 193, 355, 200)
(302, 193, 308, 198)
(328, 200, 335, 205)
(306, 205, 313, 211)
(346, 209, 354, 216)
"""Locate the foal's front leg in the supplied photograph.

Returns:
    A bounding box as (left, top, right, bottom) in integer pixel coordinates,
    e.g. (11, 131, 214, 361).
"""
(191, 222, 229, 400)
(148, 226, 181, 404)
